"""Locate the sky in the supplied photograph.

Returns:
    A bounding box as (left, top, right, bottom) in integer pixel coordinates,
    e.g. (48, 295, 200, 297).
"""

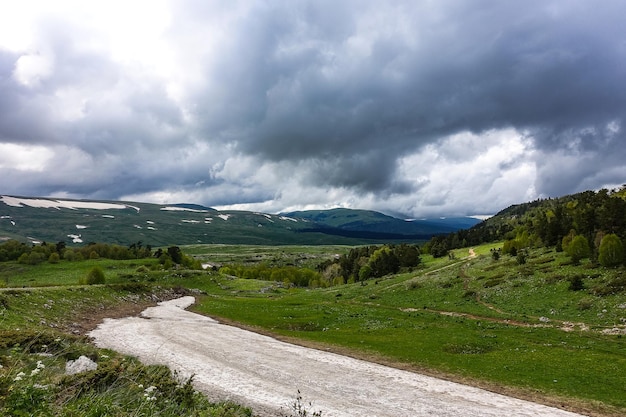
(1, 0, 625, 218)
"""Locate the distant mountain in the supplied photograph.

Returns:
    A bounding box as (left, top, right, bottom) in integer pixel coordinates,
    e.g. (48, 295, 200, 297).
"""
(0, 195, 479, 246)
(283, 208, 481, 240)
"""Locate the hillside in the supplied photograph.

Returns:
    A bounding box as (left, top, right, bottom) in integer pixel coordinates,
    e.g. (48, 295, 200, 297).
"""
(0, 195, 476, 246)
(284, 208, 479, 235)
(426, 186, 626, 259)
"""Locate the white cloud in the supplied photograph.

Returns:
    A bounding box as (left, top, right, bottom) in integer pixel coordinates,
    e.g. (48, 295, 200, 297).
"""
(0, 144, 54, 171)
(13, 52, 54, 86)
(1, 1, 625, 219)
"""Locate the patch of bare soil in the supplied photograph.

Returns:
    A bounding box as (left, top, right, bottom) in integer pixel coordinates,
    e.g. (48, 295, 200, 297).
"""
(64, 287, 196, 335)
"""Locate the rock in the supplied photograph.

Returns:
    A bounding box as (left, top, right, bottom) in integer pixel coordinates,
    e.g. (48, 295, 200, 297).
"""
(65, 355, 98, 375)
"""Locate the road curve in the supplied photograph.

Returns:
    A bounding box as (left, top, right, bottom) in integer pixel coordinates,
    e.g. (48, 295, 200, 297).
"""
(89, 297, 586, 417)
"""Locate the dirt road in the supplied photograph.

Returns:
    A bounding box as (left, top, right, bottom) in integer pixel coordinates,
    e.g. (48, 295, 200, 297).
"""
(89, 297, 586, 417)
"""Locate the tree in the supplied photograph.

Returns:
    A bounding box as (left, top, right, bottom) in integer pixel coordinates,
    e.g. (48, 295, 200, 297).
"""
(167, 246, 183, 264)
(598, 234, 624, 267)
(567, 235, 591, 265)
(393, 244, 421, 268)
(358, 265, 372, 281)
(368, 247, 400, 278)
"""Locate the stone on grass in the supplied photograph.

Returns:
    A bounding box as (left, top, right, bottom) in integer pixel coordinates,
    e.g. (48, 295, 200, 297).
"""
(65, 355, 98, 375)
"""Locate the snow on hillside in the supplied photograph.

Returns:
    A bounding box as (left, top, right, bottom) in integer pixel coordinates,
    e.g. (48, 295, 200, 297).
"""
(1, 196, 140, 212)
(279, 216, 298, 222)
(160, 206, 209, 213)
(68, 234, 83, 243)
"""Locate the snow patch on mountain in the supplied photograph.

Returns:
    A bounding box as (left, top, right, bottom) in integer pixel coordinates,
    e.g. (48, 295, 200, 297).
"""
(1, 195, 139, 212)
(279, 216, 298, 222)
(161, 206, 209, 213)
(68, 234, 82, 243)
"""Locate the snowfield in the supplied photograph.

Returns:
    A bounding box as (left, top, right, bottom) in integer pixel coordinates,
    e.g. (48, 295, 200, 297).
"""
(89, 297, 586, 417)
(1, 195, 140, 211)
(160, 206, 210, 213)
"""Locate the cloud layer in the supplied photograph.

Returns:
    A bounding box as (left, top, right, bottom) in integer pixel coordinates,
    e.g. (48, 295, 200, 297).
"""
(1, 0, 625, 217)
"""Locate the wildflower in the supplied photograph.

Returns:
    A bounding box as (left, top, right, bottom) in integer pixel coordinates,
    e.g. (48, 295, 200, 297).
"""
(14, 372, 26, 381)
(30, 368, 41, 376)
(143, 385, 158, 401)
(36, 360, 45, 369)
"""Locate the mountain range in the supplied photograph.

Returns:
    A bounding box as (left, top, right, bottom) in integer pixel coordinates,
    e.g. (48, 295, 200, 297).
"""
(0, 195, 481, 246)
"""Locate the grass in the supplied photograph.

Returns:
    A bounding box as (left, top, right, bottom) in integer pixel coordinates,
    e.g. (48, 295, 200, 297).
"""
(0, 279, 252, 416)
(182, 244, 351, 269)
(1, 243, 625, 416)
(177, 244, 626, 416)
(0, 335, 251, 416)
(0, 258, 161, 288)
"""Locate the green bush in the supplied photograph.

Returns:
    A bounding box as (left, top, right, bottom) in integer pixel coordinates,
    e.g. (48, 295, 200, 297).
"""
(80, 267, 106, 285)
(598, 234, 624, 267)
(568, 274, 585, 291)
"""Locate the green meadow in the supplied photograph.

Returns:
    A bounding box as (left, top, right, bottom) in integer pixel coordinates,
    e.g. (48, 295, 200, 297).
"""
(186, 244, 626, 416)
(1, 243, 625, 416)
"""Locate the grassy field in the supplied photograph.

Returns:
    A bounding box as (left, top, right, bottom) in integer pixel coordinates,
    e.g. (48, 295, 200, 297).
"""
(179, 244, 626, 417)
(0, 263, 251, 416)
(1, 243, 625, 416)
(182, 244, 351, 269)
(0, 258, 160, 288)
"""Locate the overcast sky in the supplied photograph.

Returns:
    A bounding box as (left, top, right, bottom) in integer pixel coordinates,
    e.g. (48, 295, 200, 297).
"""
(1, 1, 625, 218)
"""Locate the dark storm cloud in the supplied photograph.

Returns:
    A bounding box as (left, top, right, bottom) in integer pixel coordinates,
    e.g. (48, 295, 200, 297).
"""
(186, 0, 626, 195)
(1, 1, 626, 216)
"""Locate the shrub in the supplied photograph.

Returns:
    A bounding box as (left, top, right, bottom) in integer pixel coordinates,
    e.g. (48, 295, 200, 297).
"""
(567, 235, 591, 265)
(80, 267, 106, 285)
(568, 274, 585, 291)
(48, 252, 60, 264)
(405, 280, 421, 290)
(577, 297, 595, 310)
(598, 234, 624, 267)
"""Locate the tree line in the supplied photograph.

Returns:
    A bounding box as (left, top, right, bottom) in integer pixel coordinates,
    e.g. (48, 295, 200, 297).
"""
(0, 240, 154, 265)
(317, 243, 421, 285)
(424, 187, 626, 266)
(218, 244, 421, 288)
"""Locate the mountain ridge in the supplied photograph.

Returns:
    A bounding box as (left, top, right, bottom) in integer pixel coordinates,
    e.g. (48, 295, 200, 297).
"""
(0, 195, 479, 246)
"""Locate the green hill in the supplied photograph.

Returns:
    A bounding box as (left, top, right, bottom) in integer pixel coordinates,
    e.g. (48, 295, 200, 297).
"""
(426, 186, 626, 260)
(0, 195, 475, 246)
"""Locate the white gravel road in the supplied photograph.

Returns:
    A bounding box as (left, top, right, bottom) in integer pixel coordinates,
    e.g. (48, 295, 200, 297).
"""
(88, 297, 587, 417)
